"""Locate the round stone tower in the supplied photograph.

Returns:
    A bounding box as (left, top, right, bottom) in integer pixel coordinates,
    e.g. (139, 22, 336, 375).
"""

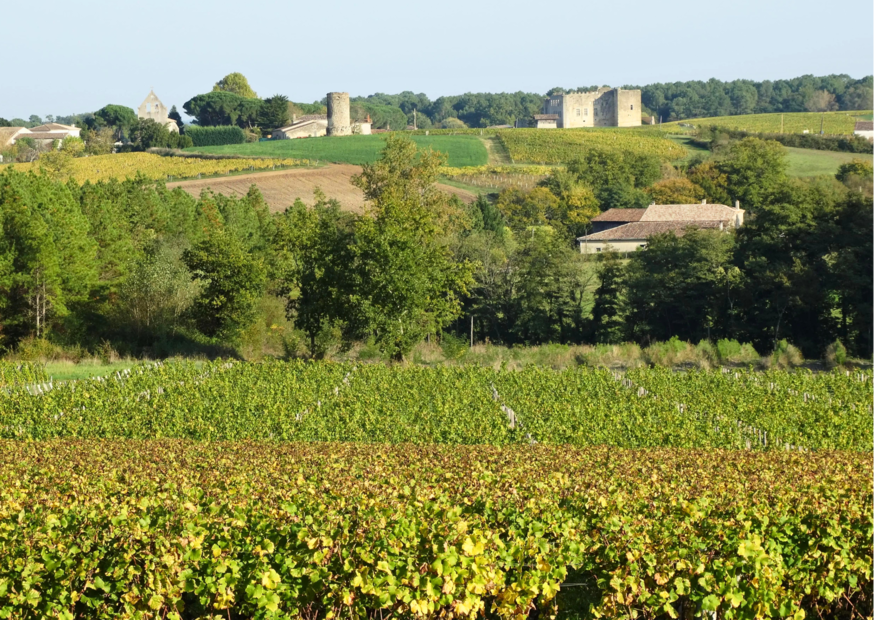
(326, 92, 352, 136)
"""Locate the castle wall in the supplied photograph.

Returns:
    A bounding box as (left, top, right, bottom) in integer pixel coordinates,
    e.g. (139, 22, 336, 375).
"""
(326, 92, 351, 136)
(541, 88, 641, 128)
(615, 89, 641, 127)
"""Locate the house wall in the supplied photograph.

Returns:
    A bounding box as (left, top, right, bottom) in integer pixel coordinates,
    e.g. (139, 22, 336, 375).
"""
(535, 119, 557, 129)
(578, 239, 647, 254)
(854, 130, 874, 140)
(274, 121, 327, 139)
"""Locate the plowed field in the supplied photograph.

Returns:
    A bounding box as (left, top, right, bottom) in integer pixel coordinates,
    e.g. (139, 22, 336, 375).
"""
(168, 164, 476, 212)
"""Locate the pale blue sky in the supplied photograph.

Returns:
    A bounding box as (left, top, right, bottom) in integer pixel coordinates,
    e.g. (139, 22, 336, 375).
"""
(3, 0, 872, 120)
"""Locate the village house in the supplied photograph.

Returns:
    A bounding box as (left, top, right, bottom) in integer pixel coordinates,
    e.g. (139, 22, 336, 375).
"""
(21, 122, 81, 144)
(0, 126, 33, 149)
(853, 120, 873, 140)
(272, 114, 372, 140)
(577, 201, 744, 254)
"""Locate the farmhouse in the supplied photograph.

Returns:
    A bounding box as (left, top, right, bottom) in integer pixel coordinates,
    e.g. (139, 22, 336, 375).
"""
(577, 201, 744, 254)
(853, 121, 873, 140)
(273, 115, 329, 139)
(540, 88, 642, 128)
(273, 94, 372, 140)
(137, 90, 180, 133)
(23, 123, 81, 144)
(0, 126, 33, 148)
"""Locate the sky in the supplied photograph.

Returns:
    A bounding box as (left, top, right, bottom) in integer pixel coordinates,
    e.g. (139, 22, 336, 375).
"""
(2, 0, 872, 120)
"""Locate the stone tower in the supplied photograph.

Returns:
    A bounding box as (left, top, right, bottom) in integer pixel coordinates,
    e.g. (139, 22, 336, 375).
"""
(326, 92, 351, 136)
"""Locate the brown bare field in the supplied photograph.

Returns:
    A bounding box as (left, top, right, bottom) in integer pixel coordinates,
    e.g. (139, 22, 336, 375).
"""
(167, 164, 477, 213)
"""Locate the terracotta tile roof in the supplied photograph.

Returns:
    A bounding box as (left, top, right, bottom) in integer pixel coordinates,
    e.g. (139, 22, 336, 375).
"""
(276, 118, 328, 132)
(534, 114, 559, 120)
(28, 123, 78, 132)
(577, 220, 725, 241)
(639, 203, 738, 222)
(591, 208, 646, 223)
(0, 127, 29, 147)
(854, 121, 873, 131)
(22, 132, 73, 141)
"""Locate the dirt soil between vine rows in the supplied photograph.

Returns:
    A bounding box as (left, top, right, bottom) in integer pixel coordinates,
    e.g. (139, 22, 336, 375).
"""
(168, 164, 477, 213)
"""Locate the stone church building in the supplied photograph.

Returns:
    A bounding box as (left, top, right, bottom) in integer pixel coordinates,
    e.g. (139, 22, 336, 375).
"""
(137, 90, 179, 133)
(539, 87, 642, 128)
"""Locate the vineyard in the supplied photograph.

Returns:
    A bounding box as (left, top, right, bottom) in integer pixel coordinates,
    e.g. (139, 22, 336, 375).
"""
(2, 360, 871, 450)
(1, 360, 871, 618)
(496, 129, 687, 164)
(10, 152, 310, 183)
(0, 442, 869, 619)
(662, 111, 873, 135)
(439, 165, 553, 192)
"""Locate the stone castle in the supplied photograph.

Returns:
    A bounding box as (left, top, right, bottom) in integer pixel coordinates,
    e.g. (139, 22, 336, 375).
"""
(540, 87, 641, 128)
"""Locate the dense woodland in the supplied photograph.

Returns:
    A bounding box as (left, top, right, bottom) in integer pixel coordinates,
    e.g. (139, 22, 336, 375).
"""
(0, 132, 870, 361)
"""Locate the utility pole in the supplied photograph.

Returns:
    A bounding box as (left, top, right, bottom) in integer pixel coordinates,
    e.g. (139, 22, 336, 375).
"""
(413, 109, 417, 131)
(820, 112, 824, 135)
(780, 113, 784, 134)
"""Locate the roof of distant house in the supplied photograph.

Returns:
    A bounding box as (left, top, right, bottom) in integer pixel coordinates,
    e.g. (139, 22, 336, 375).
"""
(533, 114, 560, 121)
(294, 114, 327, 123)
(28, 123, 78, 132)
(22, 132, 74, 141)
(276, 118, 328, 132)
(639, 203, 739, 222)
(591, 208, 646, 223)
(578, 220, 725, 241)
(854, 121, 873, 132)
(0, 127, 30, 147)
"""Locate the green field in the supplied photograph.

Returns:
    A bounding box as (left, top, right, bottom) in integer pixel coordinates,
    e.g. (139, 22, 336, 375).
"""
(784, 147, 871, 176)
(662, 110, 872, 135)
(188, 134, 489, 167)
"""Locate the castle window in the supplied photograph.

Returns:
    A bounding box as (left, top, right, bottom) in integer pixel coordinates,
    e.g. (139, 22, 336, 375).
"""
(576, 108, 580, 116)
(630, 104, 634, 110)
(584, 108, 588, 116)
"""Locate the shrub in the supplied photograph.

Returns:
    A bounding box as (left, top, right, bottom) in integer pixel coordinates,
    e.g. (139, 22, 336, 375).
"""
(825, 340, 848, 368)
(186, 125, 247, 147)
(770, 339, 804, 369)
(440, 332, 469, 360)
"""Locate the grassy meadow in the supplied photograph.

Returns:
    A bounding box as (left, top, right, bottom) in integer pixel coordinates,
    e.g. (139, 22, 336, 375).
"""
(188, 134, 489, 167)
(662, 110, 872, 135)
(784, 147, 870, 177)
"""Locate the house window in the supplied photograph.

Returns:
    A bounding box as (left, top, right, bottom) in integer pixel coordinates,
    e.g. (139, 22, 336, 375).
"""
(630, 104, 634, 110)
(638, 244, 646, 248)
(595, 247, 602, 253)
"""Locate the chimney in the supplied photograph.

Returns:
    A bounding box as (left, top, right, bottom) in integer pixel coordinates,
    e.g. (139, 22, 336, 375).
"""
(292, 114, 296, 124)
(719, 221, 724, 231)
(701, 199, 707, 204)
(734, 200, 740, 209)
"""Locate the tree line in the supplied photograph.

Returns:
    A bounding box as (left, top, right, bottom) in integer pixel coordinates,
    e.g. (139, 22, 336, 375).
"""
(0, 133, 870, 361)
(6, 73, 868, 139)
